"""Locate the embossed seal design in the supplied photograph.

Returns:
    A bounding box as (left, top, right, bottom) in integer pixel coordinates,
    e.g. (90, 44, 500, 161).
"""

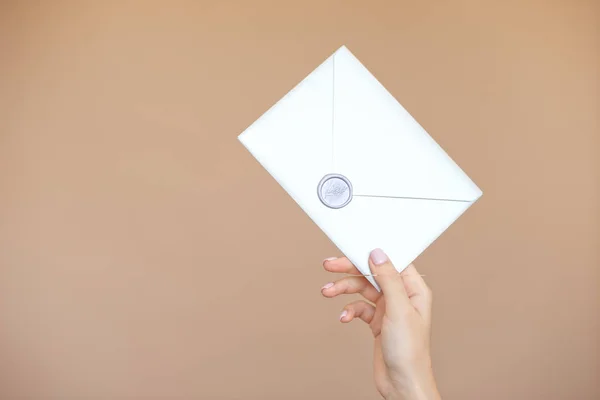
(317, 174, 353, 209)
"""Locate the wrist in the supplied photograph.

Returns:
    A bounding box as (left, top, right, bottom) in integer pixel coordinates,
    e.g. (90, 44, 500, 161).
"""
(387, 366, 441, 400)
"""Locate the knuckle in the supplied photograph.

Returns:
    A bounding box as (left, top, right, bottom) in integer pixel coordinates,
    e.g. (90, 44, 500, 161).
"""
(341, 278, 354, 293)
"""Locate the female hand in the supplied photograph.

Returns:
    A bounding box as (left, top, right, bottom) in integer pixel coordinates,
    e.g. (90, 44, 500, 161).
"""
(321, 248, 441, 400)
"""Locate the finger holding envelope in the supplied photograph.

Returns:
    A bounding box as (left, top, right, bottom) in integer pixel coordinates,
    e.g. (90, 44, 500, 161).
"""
(368, 248, 431, 323)
(399, 264, 432, 322)
(322, 253, 431, 323)
(321, 257, 382, 303)
(322, 256, 362, 275)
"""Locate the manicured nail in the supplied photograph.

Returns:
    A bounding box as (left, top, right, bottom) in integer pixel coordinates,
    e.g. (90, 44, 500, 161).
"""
(339, 310, 348, 321)
(370, 248, 388, 265)
(321, 282, 334, 290)
(323, 257, 337, 262)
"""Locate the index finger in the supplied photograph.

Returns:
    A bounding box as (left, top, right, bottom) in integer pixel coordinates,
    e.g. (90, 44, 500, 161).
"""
(323, 257, 362, 275)
(400, 264, 432, 320)
(400, 264, 430, 296)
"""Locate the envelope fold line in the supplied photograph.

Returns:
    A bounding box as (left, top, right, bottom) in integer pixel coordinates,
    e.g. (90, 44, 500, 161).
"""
(330, 46, 482, 202)
(331, 52, 336, 171)
(353, 194, 473, 203)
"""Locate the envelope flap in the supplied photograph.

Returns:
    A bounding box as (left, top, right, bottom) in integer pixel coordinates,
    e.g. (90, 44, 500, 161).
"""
(239, 56, 334, 204)
(333, 47, 482, 201)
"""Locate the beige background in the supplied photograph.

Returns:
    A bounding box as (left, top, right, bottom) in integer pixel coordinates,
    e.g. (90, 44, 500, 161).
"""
(1, 1, 598, 399)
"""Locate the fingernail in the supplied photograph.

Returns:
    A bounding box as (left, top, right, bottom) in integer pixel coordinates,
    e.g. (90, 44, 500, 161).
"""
(323, 257, 337, 262)
(321, 282, 334, 290)
(370, 248, 388, 265)
(339, 310, 348, 321)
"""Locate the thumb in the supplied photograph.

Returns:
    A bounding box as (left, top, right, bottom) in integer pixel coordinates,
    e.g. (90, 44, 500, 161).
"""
(369, 248, 411, 318)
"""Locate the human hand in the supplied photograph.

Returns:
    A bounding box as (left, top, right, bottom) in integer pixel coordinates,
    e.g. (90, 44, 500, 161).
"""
(321, 249, 441, 400)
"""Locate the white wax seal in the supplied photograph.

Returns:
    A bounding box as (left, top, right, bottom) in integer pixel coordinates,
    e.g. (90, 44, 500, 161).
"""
(317, 174, 353, 209)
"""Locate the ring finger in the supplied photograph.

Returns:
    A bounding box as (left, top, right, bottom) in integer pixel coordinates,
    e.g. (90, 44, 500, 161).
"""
(321, 276, 381, 303)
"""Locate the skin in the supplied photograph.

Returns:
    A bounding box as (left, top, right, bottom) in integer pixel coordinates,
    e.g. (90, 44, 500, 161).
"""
(321, 249, 441, 400)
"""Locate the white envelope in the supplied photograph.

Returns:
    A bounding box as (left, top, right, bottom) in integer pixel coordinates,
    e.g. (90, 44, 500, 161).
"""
(238, 45, 482, 289)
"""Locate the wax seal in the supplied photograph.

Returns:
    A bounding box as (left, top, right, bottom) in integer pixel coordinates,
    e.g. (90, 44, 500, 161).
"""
(317, 174, 353, 209)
